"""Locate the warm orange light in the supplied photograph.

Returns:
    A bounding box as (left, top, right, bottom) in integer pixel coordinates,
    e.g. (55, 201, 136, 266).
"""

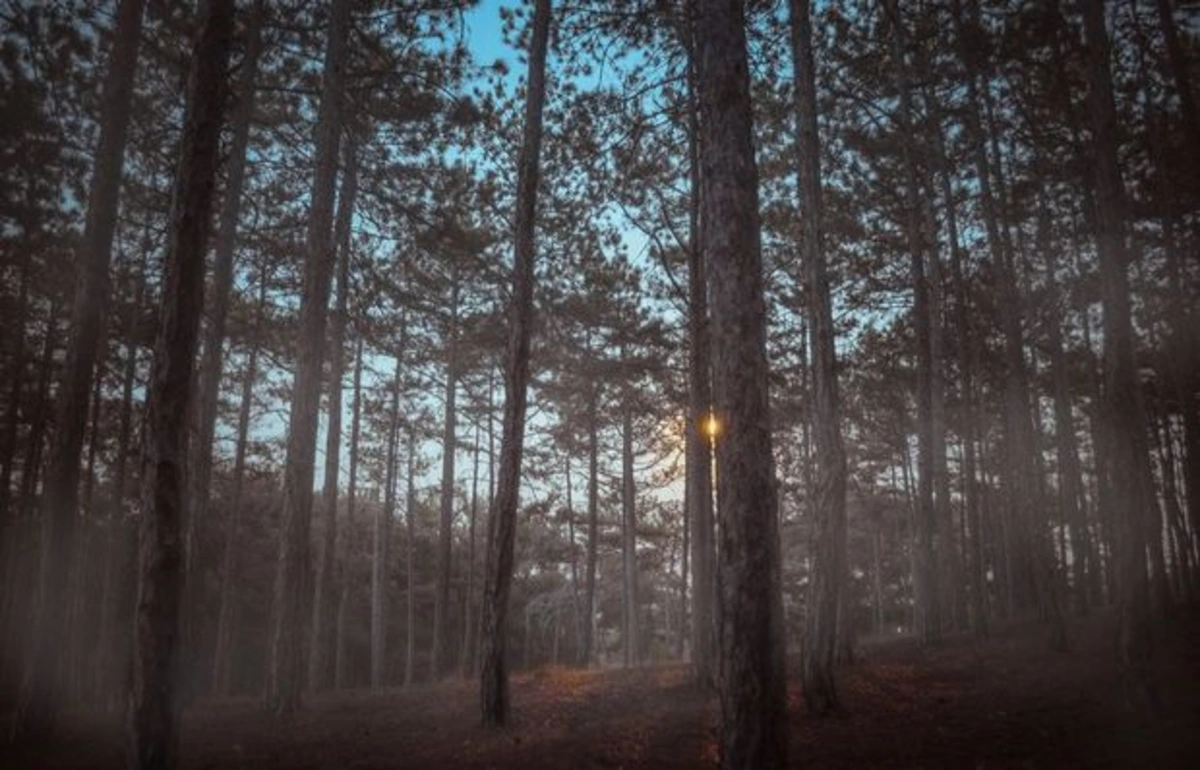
(703, 412, 720, 440)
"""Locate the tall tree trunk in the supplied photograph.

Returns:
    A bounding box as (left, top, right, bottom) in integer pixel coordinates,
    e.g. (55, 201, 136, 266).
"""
(683, 7, 715, 687)
(17, 0, 146, 740)
(211, 276, 266, 697)
(1081, 0, 1157, 706)
(127, 2, 234, 764)
(565, 455, 583, 662)
(0, 245, 32, 525)
(265, 0, 351, 715)
(372, 357, 402, 690)
(185, 3, 265, 677)
(930, 92, 985, 636)
(1040, 208, 1093, 615)
(309, 131, 358, 694)
(478, 0, 551, 727)
(621, 404, 638, 667)
(789, 0, 847, 716)
(885, 0, 939, 646)
(334, 338, 363, 690)
(403, 424, 417, 687)
(433, 269, 460, 681)
(95, 259, 145, 706)
(187, 0, 264, 544)
(582, 382, 600, 666)
(695, 1, 787, 766)
(461, 421, 482, 677)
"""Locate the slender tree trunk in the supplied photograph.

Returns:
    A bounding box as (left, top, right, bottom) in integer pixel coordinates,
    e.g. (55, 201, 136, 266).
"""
(127, 3, 234, 764)
(403, 424, 417, 688)
(479, 0, 552, 727)
(885, 0, 939, 646)
(17, 0, 145, 740)
(188, 0, 264, 549)
(309, 131, 358, 694)
(95, 260, 144, 706)
(461, 421, 481, 677)
(372, 358, 402, 689)
(334, 338, 363, 690)
(265, 0, 351, 715)
(211, 276, 266, 697)
(184, 6, 265, 695)
(433, 269, 460, 681)
(789, 0, 847, 716)
(1040, 210, 1092, 615)
(1081, 0, 1157, 706)
(564, 456, 582, 662)
(621, 404, 638, 667)
(0, 245, 32, 525)
(583, 383, 600, 666)
(695, 1, 787, 765)
(683, 8, 715, 687)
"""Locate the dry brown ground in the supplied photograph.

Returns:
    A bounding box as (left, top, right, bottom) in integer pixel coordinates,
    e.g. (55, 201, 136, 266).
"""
(7, 608, 1200, 769)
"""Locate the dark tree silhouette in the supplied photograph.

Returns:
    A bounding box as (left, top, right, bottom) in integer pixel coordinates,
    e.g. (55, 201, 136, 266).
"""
(479, 0, 553, 727)
(127, 1, 235, 765)
(265, 0, 352, 715)
(695, 0, 787, 766)
(790, 0, 848, 716)
(17, 0, 146, 741)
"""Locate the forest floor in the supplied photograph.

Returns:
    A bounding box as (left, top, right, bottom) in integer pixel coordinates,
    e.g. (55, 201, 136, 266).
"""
(7, 607, 1200, 769)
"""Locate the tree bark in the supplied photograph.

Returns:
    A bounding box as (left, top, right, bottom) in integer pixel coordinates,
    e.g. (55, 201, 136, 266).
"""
(211, 276, 266, 697)
(885, 0, 939, 646)
(334, 338, 364, 690)
(1081, 0, 1157, 706)
(187, 0, 265, 597)
(433, 268, 460, 681)
(309, 130, 358, 693)
(621, 404, 639, 667)
(582, 382, 600, 666)
(127, 2, 234, 765)
(789, 0, 847, 716)
(18, 0, 145, 740)
(461, 421, 482, 677)
(683, 8, 715, 687)
(372, 357, 402, 689)
(403, 423, 418, 688)
(264, 0, 351, 715)
(479, 0, 551, 727)
(695, 1, 787, 766)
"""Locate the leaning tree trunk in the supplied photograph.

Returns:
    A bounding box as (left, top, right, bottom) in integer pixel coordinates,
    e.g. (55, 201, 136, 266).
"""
(478, 0, 551, 727)
(309, 130, 359, 693)
(789, 0, 848, 717)
(433, 268, 460, 681)
(127, 2, 234, 765)
(695, 1, 787, 767)
(264, 0, 351, 715)
(1081, 0, 1157, 707)
(17, 0, 146, 741)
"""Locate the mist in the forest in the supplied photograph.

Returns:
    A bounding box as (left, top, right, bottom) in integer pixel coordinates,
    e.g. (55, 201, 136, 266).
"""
(1, 0, 1198, 768)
